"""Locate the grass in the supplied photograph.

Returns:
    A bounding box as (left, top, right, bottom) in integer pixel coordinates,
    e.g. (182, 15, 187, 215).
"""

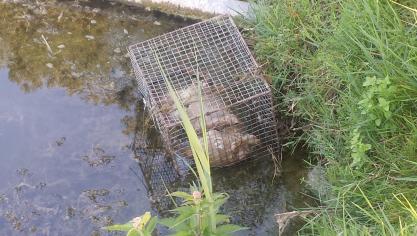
(248, 0, 417, 234)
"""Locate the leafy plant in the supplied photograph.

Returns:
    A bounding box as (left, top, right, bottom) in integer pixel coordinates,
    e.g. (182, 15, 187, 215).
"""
(358, 76, 396, 127)
(159, 188, 242, 235)
(103, 53, 245, 236)
(104, 212, 157, 236)
(159, 53, 245, 236)
(349, 128, 371, 168)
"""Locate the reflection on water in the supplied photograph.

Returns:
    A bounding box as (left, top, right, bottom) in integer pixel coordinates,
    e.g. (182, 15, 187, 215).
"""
(0, 1, 312, 235)
(0, 67, 146, 235)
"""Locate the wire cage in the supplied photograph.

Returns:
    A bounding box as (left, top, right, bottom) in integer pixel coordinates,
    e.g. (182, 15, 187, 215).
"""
(134, 147, 182, 213)
(131, 109, 189, 214)
(128, 16, 279, 167)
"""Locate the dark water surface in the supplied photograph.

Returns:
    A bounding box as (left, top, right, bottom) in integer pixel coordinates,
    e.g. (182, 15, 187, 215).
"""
(0, 1, 312, 235)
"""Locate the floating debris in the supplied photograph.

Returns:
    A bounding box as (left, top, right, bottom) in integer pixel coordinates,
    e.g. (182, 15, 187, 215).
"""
(81, 189, 109, 203)
(90, 19, 96, 24)
(4, 212, 22, 231)
(46, 63, 53, 69)
(16, 168, 31, 177)
(85, 35, 95, 40)
(65, 207, 76, 220)
(276, 210, 316, 235)
(15, 182, 36, 192)
(41, 34, 53, 54)
(153, 21, 161, 26)
(55, 137, 66, 146)
(0, 193, 7, 204)
(57, 44, 65, 49)
(113, 47, 121, 54)
(57, 11, 64, 22)
(123, 28, 128, 34)
(81, 147, 115, 167)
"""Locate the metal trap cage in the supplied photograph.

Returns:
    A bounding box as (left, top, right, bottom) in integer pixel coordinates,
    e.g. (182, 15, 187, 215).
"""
(128, 16, 279, 167)
(135, 147, 182, 213)
(131, 110, 188, 214)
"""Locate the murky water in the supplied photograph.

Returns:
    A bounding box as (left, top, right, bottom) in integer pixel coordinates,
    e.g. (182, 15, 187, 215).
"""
(0, 1, 312, 235)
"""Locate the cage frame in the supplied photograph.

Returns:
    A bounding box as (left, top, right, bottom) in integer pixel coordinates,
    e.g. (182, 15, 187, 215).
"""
(128, 16, 279, 167)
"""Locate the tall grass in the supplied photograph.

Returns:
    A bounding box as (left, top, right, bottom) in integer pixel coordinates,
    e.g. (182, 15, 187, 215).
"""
(249, 0, 417, 234)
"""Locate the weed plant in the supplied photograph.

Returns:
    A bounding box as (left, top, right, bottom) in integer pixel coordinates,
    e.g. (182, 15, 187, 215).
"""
(103, 55, 244, 236)
(249, 0, 417, 234)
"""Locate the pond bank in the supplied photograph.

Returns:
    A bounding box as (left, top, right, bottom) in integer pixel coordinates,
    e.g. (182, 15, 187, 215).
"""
(249, 0, 417, 234)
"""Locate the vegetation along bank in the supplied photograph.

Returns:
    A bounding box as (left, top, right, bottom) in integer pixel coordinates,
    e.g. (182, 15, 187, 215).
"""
(249, 0, 417, 234)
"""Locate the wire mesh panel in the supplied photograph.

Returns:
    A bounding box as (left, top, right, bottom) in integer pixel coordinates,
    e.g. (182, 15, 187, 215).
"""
(134, 148, 181, 213)
(131, 110, 189, 214)
(128, 16, 279, 167)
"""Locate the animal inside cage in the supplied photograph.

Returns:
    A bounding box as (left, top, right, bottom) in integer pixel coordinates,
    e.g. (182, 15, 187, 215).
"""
(128, 16, 279, 167)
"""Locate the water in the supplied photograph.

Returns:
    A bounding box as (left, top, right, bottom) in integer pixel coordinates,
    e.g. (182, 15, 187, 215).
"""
(0, 1, 313, 235)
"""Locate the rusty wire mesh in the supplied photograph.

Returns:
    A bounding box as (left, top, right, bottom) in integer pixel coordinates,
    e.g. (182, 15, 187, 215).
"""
(128, 16, 279, 167)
